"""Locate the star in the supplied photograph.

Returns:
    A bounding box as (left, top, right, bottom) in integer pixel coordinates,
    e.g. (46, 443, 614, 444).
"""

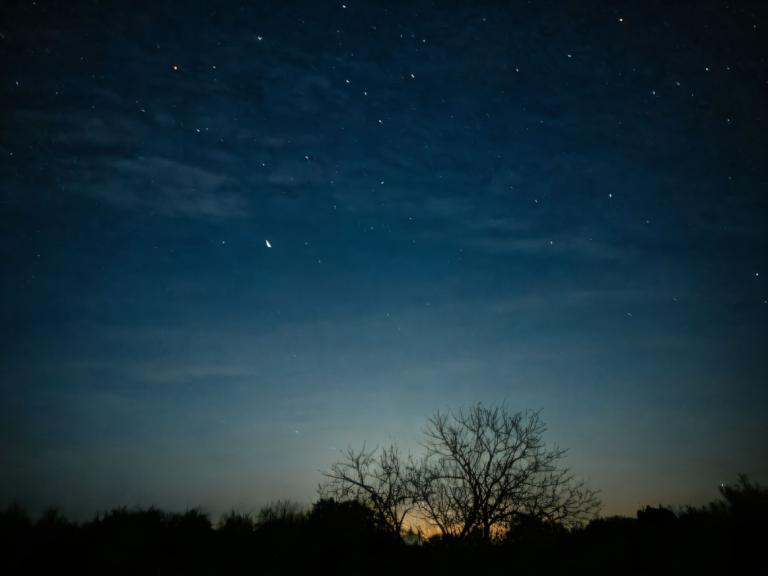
(266, 240, 272, 248)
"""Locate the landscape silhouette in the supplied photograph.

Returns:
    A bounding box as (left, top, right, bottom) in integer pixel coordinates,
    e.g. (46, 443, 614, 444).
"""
(3, 1, 765, 574)
(2, 404, 766, 575)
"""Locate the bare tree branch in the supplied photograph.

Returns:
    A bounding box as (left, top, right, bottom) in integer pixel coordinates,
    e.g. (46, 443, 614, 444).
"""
(319, 443, 414, 536)
(414, 404, 600, 540)
(320, 403, 600, 542)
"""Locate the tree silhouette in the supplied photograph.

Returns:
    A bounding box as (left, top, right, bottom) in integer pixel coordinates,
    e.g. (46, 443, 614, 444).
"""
(1, 475, 764, 574)
(321, 403, 599, 542)
(319, 443, 414, 536)
(715, 473, 768, 517)
(413, 405, 599, 540)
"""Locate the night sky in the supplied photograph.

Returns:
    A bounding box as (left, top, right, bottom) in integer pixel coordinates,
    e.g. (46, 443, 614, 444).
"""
(1, 1, 766, 520)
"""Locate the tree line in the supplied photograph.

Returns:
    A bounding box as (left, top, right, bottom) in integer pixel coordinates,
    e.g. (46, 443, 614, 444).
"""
(3, 475, 766, 575)
(2, 403, 766, 574)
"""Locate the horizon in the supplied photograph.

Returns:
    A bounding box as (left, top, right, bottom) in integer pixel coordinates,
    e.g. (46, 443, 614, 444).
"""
(1, 0, 766, 523)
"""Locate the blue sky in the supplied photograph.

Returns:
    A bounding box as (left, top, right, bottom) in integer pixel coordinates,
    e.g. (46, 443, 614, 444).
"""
(1, 0, 766, 519)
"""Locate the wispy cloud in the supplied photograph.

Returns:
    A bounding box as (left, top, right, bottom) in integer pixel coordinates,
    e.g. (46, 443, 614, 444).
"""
(460, 233, 623, 259)
(66, 155, 249, 219)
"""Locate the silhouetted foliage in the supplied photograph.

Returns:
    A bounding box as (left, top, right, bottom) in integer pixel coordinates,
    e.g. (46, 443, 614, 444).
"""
(256, 499, 306, 526)
(716, 473, 768, 516)
(217, 510, 255, 535)
(1, 476, 765, 575)
(320, 443, 414, 536)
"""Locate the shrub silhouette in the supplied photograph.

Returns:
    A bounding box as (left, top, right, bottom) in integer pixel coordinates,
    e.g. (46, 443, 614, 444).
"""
(1, 476, 765, 575)
(217, 510, 255, 535)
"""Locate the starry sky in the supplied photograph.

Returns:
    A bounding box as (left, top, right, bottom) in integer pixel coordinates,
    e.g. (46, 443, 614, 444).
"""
(1, 0, 766, 520)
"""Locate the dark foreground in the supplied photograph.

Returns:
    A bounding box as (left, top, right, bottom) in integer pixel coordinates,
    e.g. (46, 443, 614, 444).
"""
(3, 477, 766, 575)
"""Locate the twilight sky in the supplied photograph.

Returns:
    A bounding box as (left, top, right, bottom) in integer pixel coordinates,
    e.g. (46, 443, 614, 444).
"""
(1, 0, 766, 520)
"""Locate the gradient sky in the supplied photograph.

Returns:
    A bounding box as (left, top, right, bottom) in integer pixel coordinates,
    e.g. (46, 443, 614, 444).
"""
(1, 0, 766, 520)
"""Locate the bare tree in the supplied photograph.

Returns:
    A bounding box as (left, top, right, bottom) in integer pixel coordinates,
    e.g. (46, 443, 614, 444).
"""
(409, 455, 471, 537)
(320, 404, 599, 541)
(319, 443, 414, 536)
(256, 500, 306, 524)
(414, 404, 599, 540)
